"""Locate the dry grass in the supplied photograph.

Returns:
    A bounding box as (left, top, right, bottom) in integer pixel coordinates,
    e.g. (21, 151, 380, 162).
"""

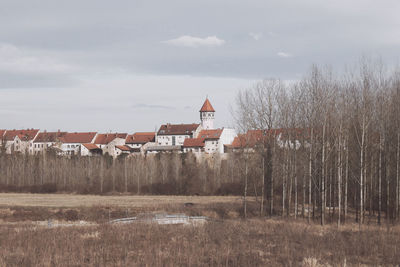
(1, 193, 400, 266)
(0, 193, 245, 208)
(1, 219, 400, 266)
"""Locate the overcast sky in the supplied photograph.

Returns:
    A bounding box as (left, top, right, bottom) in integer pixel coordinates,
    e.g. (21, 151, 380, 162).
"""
(1, 0, 399, 132)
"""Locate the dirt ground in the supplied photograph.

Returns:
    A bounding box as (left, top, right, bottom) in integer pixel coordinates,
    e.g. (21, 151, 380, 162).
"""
(0, 193, 244, 208)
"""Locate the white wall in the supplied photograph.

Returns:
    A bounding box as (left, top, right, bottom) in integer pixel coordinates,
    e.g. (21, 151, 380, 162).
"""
(218, 128, 237, 153)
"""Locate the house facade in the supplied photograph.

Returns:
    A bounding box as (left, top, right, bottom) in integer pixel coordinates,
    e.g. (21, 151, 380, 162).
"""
(94, 133, 127, 157)
(156, 123, 201, 146)
(3, 129, 40, 154)
(32, 131, 67, 154)
(57, 132, 97, 155)
(183, 128, 237, 154)
(125, 132, 156, 149)
(81, 143, 102, 156)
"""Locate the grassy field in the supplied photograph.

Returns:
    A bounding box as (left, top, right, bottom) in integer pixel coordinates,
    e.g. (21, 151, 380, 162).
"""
(1, 193, 399, 266)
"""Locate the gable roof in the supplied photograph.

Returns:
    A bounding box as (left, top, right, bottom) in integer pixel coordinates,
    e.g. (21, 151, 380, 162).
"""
(200, 98, 215, 112)
(198, 129, 223, 140)
(125, 132, 156, 144)
(183, 138, 205, 148)
(33, 131, 67, 143)
(94, 133, 127, 145)
(3, 129, 39, 141)
(58, 132, 97, 144)
(115, 145, 133, 151)
(82, 143, 101, 151)
(229, 128, 305, 149)
(157, 123, 200, 136)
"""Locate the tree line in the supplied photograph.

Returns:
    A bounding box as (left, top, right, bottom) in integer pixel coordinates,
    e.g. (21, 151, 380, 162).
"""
(234, 59, 400, 225)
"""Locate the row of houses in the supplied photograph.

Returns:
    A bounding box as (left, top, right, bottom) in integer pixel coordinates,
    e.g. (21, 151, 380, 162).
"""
(0, 98, 245, 157)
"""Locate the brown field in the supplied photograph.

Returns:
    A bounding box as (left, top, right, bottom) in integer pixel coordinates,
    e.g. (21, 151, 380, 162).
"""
(1, 193, 400, 266)
(0, 193, 244, 208)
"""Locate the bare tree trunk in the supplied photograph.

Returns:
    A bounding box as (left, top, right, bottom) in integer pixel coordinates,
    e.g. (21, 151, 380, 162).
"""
(124, 158, 128, 193)
(308, 128, 313, 223)
(359, 116, 366, 227)
(260, 157, 264, 217)
(294, 145, 298, 219)
(287, 146, 292, 217)
(386, 160, 390, 222)
(396, 132, 400, 221)
(321, 123, 326, 226)
(244, 154, 248, 219)
(378, 134, 383, 225)
(370, 154, 373, 218)
(270, 141, 275, 216)
(302, 168, 306, 219)
(338, 128, 342, 227)
(282, 157, 286, 217)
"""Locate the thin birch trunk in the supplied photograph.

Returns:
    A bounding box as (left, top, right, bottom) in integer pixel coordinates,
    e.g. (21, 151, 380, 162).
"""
(100, 157, 104, 193)
(270, 140, 275, 216)
(338, 127, 342, 227)
(378, 134, 383, 225)
(396, 132, 399, 221)
(260, 157, 265, 216)
(359, 116, 365, 227)
(294, 144, 298, 219)
(321, 123, 326, 226)
(308, 128, 313, 223)
(124, 158, 128, 193)
(244, 154, 248, 219)
(344, 138, 349, 224)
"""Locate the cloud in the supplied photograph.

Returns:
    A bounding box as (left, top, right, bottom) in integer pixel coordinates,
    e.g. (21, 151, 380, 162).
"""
(131, 103, 175, 110)
(277, 52, 292, 58)
(0, 43, 74, 74)
(0, 43, 78, 88)
(162, 35, 226, 48)
(249, 32, 263, 41)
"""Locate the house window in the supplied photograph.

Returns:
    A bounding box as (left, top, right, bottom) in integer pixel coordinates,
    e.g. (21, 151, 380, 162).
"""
(172, 136, 176, 146)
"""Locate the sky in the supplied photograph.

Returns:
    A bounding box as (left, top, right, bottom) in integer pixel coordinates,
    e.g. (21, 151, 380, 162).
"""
(0, 0, 399, 132)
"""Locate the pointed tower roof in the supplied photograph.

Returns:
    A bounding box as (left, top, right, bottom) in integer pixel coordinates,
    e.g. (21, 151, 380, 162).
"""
(200, 98, 215, 112)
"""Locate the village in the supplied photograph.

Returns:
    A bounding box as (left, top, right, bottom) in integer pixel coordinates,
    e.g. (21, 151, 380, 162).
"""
(0, 98, 251, 157)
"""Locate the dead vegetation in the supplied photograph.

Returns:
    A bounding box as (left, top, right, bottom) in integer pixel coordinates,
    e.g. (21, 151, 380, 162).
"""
(0, 193, 399, 266)
(1, 218, 399, 266)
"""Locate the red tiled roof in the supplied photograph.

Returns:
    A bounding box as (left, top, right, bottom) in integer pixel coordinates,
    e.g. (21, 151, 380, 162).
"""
(82, 143, 101, 150)
(199, 98, 215, 112)
(3, 129, 39, 141)
(183, 138, 205, 148)
(0, 130, 6, 138)
(115, 145, 132, 151)
(198, 129, 223, 140)
(94, 133, 127, 145)
(157, 123, 200, 136)
(33, 131, 67, 143)
(125, 132, 156, 144)
(230, 128, 305, 149)
(58, 132, 97, 144)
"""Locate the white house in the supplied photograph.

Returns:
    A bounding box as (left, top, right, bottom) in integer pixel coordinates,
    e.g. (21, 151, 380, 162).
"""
(57, 132, 97, 156)
(94, 133, 127, 157)
(183, 128, 237, 154)
(81, 143, 103, 156)
(32, 131, 67, 155)
(156, 123, 202, 146)
(125, 132, 156, 149)
(2, 129, 40, 154)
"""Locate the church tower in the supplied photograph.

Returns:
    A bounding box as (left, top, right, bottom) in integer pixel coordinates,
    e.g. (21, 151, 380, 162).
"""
(200, 98, 215, 130)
